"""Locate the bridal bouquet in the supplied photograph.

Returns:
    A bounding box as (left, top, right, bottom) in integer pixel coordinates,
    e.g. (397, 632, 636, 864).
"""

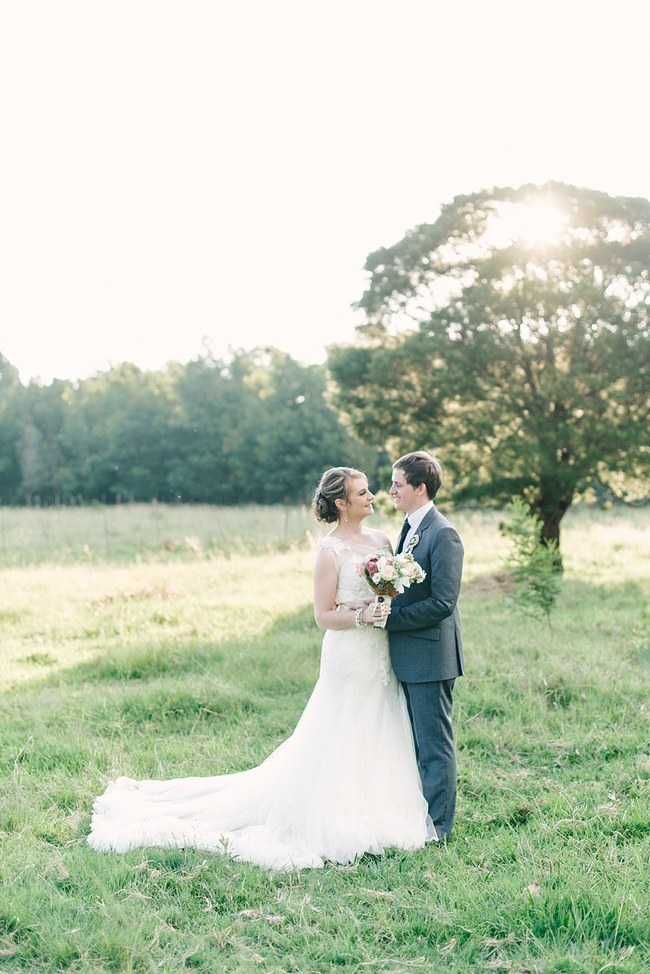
(356, 551, 426, 628)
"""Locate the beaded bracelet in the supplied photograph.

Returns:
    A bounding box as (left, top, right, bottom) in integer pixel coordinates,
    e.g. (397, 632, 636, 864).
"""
(354, 607, 365, 629)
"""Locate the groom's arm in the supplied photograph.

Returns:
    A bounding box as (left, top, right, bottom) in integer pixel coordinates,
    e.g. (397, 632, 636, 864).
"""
(386, 526, 463, 632)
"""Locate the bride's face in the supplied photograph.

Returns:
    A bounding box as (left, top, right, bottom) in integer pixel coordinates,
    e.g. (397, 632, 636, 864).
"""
(341, 477, 375, 522)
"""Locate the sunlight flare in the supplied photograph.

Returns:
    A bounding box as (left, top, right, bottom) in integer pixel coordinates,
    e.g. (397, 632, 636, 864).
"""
(487, 199, 569, 249)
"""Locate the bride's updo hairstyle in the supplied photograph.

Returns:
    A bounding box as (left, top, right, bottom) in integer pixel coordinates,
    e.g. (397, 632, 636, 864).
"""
(313, 466, 363, 524)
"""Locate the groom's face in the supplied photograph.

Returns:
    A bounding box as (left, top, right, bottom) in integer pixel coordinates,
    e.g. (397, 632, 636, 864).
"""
(390, 467, 428, 516)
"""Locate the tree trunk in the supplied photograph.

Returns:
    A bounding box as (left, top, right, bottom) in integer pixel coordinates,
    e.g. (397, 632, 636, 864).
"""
(536, 499, 571, 572)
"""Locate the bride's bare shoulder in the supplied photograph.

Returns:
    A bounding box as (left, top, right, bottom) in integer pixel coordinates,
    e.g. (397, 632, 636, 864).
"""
(363, 527, 393, 550)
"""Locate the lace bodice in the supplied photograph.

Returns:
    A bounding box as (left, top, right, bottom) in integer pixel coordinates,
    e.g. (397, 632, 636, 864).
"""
(317, 535, 391, 599)
(335, 557, 373, 606)
(317, 535, 393, 687)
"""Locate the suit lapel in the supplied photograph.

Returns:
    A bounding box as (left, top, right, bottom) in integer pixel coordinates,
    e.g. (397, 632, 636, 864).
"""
(409, 505, 438, 548)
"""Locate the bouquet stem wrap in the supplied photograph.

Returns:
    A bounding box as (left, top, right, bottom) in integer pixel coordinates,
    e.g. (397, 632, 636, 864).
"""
(372, 594, 392, 628)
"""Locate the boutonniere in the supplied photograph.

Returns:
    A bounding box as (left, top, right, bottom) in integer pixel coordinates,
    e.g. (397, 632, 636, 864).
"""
(406, 533, 420, 551)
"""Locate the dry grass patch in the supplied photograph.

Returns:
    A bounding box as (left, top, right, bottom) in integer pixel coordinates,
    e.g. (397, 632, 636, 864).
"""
(0, 551, 315, 692)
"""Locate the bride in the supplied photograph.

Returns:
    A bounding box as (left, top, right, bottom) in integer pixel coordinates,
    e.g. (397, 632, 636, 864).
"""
(87, 466, 436, 870)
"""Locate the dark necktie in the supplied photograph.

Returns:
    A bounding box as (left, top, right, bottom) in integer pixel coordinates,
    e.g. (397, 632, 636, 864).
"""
(396, 518, 410, 554)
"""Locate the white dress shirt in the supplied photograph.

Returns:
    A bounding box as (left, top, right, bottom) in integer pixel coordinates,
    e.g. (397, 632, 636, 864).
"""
(403, 500, 433, 550)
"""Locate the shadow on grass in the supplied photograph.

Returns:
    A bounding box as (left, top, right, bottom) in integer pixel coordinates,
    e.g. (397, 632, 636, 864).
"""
(0, 603, 322, 774)
(6, 603, 318, 690)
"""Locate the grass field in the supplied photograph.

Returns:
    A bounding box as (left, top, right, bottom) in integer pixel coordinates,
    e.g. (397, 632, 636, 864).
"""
(0, 503, 316, 568)
(0, 503, 648, 973)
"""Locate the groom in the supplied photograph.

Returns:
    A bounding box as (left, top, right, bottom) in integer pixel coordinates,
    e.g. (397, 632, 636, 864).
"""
(385, 451, 464, 842)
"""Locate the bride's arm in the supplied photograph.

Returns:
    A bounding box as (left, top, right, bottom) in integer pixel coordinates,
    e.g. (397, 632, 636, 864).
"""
(313, 547, 376, 631)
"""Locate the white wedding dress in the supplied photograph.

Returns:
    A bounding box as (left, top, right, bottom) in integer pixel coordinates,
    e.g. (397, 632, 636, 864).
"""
(87, 538, 436, 870)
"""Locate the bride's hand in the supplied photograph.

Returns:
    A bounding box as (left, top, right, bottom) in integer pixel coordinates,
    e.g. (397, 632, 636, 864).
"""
(363, 600, 389, 626)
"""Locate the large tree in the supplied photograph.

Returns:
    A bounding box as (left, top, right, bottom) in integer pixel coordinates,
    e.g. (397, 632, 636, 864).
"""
(329, 182, 650, 556)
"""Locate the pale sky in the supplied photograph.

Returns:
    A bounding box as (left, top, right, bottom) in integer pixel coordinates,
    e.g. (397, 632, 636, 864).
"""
(1, 0, 649, 384)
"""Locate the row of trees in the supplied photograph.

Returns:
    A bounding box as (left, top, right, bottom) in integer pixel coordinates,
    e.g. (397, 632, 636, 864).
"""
(0, 349, 380, 506)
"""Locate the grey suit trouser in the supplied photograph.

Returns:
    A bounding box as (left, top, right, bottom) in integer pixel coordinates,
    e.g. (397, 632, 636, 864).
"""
(401, 678, 456, 841)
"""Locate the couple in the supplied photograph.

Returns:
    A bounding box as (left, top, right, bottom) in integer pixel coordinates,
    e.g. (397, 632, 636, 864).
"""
(88, 451, 464, 870)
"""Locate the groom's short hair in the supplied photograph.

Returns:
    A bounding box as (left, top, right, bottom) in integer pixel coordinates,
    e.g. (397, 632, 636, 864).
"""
(393, 451, 443, 500)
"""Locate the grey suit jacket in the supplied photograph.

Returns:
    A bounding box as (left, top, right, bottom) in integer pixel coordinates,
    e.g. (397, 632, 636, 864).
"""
(386, 505, 464, 683)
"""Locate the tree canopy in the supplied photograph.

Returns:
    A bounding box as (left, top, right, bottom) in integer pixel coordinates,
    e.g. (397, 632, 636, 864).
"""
(328, 182, 650, 554)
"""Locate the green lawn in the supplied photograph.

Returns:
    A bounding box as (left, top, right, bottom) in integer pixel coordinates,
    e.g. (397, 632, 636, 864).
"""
(0, 504, 648, 973)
